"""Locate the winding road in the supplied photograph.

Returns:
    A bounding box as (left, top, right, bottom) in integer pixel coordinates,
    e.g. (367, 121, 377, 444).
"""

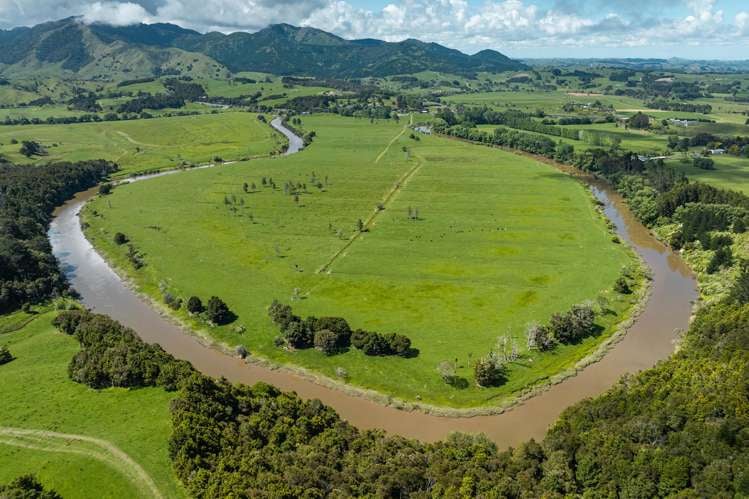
(48, 119, 697, 448)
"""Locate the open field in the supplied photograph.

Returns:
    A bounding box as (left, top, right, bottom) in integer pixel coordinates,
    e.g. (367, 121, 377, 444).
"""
(0, 111, 282, 175)
(668, 155, 749, 195)
(84, 114, 638, 408)
(0, 310, 184, 499)
(443, 90, 645, 113)
(476, 122, 668, 154)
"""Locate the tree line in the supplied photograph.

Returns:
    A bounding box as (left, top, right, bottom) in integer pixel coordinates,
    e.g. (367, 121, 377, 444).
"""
(268, 301, 413, 357)
(0, 159, 116, 313)
(48, 266, 749, 497)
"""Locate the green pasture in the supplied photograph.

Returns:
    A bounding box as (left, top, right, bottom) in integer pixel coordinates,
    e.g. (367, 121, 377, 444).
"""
(0, 309, 184, 499)
(84, 114, 637, 408)
(668, 155, 749, 195)
(443, 90, 644, 113)
(0, 111, 282, 175)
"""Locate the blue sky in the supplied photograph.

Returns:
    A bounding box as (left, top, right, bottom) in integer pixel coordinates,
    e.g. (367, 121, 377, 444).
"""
(2, 0, 749, 59)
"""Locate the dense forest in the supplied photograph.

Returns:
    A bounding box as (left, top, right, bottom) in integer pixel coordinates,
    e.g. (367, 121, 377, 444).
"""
(51, 281, 747, 497)
(0, 160, 116, 313)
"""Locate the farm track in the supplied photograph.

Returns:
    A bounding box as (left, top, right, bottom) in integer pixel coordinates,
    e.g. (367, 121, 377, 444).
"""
(0, 427, 163, 499)
(317, 120, 423, 274)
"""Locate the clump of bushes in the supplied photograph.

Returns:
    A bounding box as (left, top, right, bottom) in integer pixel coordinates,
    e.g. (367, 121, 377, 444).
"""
(53, 309, 193, 390)
(0, 475, 61, 499)
(693, 156, 715, 170)
(474, 354, 505, 387)
(351, 329, 412, 356)
(707, 246, 733, 274)
(268, 301, 413, 357)
(526, 303, 598, 352)
(113, 232, 128, 245)
(184, 295, 233, 325)
(186, 296, 204, 314)
(0, 345, 14, 365)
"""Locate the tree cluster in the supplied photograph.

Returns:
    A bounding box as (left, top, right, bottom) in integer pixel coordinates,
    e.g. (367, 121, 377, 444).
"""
(268, 301, 413, 357)
(527, 303, 597, 352)
(0, 159, 116, 313)
(0, 475, 61, 499)
(53, 309, 193, 390)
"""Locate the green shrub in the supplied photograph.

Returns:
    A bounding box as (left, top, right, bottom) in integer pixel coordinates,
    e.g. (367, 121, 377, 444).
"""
(314, 329, 339, 355)
(206, 296, 232, 325)
(0, 345, 14, 365)
(113, 232, 128, 245)
(186, 296, 203, 314)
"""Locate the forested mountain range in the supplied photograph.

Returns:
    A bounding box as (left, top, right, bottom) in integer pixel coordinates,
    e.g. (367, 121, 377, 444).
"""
(0, 17, 526, 79)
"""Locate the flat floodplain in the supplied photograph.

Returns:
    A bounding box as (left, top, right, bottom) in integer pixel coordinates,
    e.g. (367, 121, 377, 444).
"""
(0, 111, 281, 175)
(84, 114, 638, 408)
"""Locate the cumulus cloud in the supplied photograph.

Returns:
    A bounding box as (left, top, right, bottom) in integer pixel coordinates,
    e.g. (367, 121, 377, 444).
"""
(737, 11, 749, 35)
(82, 2, 151, 25)
(0, 0, 748, 55)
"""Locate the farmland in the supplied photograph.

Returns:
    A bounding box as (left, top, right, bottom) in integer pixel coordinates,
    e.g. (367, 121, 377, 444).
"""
(0, 309, 184, 499)
(0, 111, 283, 175)
(82, 114, 637, 408)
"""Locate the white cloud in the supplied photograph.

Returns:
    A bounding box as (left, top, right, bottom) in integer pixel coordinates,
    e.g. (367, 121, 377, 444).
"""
(0, 0, 748, 56)
(737, 11, 749, 35)
(83, 2, 151, 25)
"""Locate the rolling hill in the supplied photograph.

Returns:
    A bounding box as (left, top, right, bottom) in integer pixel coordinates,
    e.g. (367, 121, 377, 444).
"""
(0, 17, 526, 79)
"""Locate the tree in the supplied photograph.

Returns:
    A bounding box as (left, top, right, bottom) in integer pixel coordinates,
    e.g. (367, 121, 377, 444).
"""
(614, 276, 632, 294)
(437, 360, 457, 384)
(385, 333, 411, 356)
(693, 156, 715, 170)
(19, 140, 46, 157)
(474, 355, 505, 387)
(206, 296, 232, 325)
(707, 246, 732, 274)
(627, 112, 650, 130)
(0, 345, 13, 365)
(284, 320, 313, 348)
(314, 329, 339, 355)
(311, 317, 351, 347)
(113, 232, 128, 245)
(99, 183, 113, 195)
(526, 323, 556, 351)
(186, 296, 204, 314)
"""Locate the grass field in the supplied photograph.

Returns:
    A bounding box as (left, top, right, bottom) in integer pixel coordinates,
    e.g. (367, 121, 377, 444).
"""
(0, 112, 283, 175)
(83, 114, 638, 408)
(0, 309, 184, 499)
(476, 122, 668, 154)
(669, 155, 749, 195)
(443, 90, 644, 113)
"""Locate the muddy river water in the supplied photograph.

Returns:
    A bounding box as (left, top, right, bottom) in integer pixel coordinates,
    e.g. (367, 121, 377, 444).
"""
(48, 120, 697, 448)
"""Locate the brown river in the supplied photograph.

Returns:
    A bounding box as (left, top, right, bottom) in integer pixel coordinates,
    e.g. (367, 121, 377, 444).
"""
(48, 121, 697, 449)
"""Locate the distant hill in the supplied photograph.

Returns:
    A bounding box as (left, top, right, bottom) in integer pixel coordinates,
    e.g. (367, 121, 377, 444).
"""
(0, 17, 526, 79)
(0, 18, 228, 80)
(524, 57, 749, 73)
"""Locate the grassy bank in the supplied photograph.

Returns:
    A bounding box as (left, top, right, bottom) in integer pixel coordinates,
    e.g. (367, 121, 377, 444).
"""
(0, 309, 184, 499)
